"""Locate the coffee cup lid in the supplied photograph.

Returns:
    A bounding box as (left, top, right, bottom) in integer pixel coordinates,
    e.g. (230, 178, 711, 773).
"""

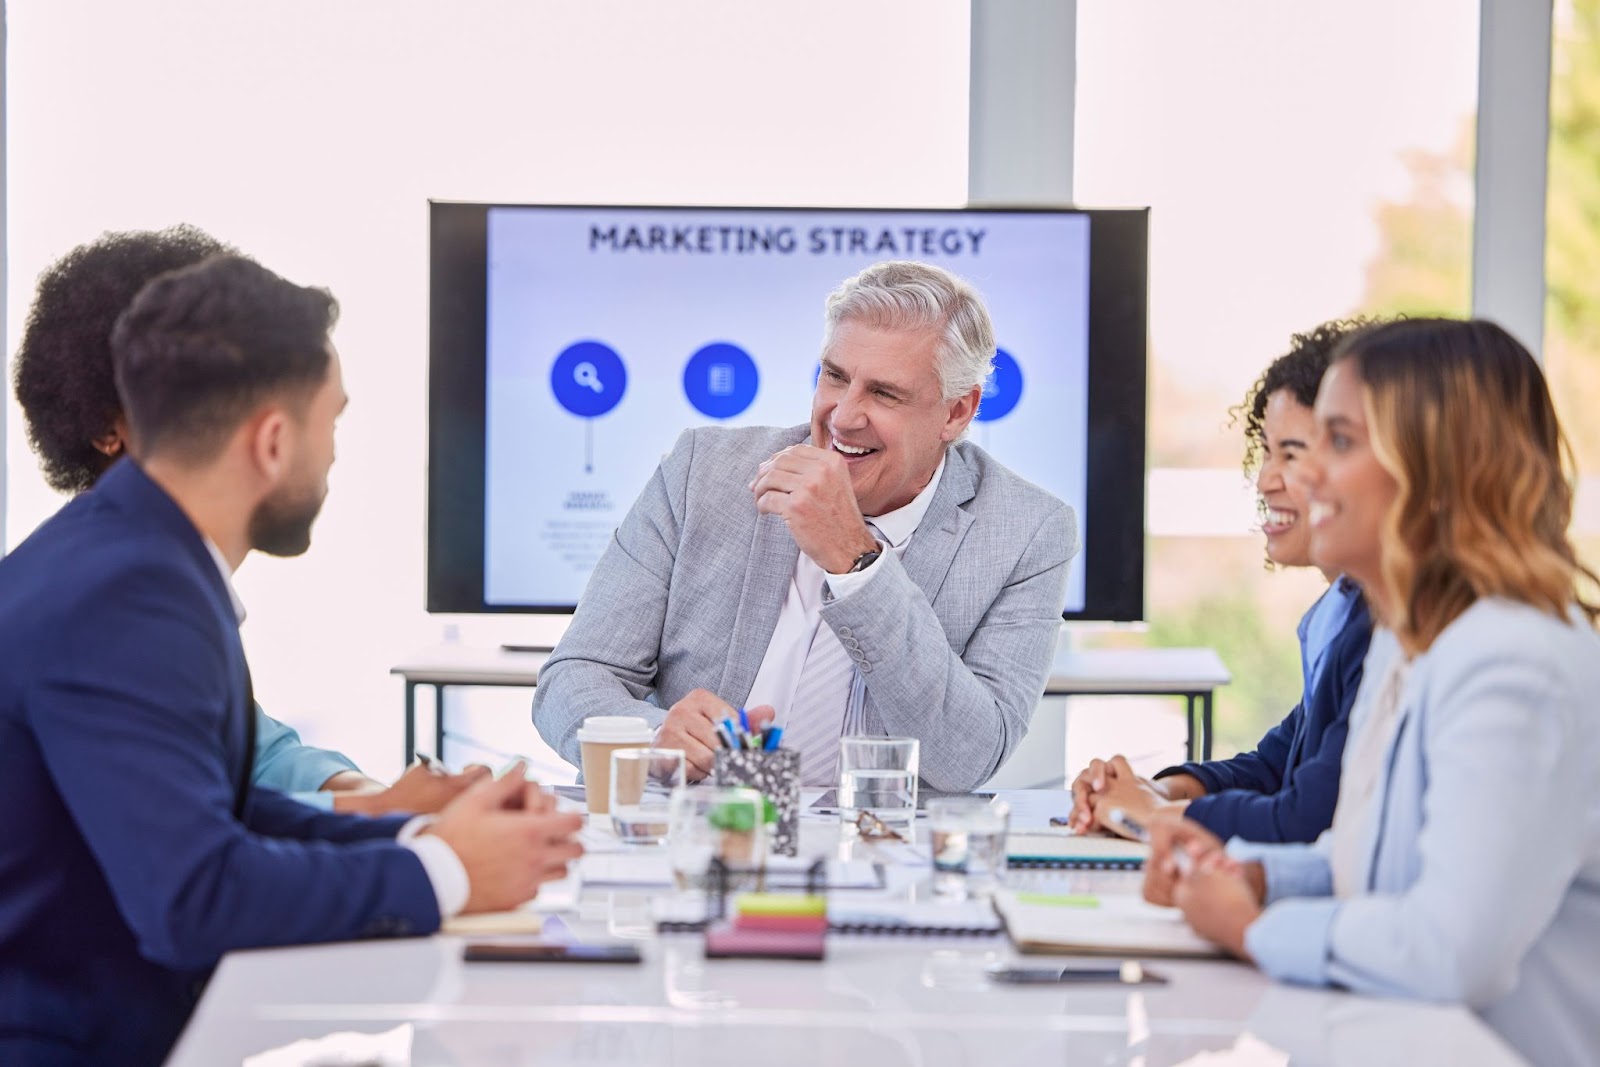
(576, 715, 655, 743)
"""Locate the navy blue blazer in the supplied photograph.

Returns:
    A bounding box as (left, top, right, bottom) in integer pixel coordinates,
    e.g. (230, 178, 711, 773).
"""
(1156, 588, 1372, 843)
(0, 461, 439, 1067)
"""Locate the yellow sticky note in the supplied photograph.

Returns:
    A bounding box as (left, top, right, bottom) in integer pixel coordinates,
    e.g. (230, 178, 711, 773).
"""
(735, 893, 827, 917)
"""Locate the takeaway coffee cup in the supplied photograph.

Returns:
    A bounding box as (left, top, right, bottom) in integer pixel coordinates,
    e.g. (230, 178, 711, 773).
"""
(576, 716, 655, 815)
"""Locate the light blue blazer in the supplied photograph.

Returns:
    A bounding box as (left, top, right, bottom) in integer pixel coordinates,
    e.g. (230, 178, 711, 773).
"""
(1235, 597, 1600, 1067)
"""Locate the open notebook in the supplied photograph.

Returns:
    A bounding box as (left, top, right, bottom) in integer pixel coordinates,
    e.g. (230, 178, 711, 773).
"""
(992, 888, 1224, 958)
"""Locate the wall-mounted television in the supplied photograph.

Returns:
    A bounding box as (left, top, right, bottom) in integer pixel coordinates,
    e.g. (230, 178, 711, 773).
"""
(429, 202, 1147, 621)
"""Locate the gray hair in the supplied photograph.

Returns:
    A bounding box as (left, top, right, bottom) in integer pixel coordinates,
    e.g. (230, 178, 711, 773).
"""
(821, 260, 995, 402)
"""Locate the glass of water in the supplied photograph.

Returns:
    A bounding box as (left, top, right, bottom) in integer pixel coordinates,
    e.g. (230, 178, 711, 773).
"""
(667, 785, 768, 891)
(838, 736, 919, 832)
(609, 748, 686, 844)
(927, 796, 1011, 898)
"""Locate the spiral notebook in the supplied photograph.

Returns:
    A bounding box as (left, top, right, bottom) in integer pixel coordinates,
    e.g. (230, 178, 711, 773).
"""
(823, 900, 1002, 936)
(1005, 832, 1148, 870)
(654, 897, 1002, 936)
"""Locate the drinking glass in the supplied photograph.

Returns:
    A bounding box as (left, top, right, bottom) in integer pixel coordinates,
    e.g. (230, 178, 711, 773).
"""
(609, 748, 686, 844)
(928, 796, 1011, 898)
(667, 786, 768, 890)
(837, 736, 919, 831)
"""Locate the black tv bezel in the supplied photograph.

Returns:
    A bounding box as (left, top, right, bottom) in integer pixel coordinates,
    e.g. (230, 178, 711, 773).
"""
(428, 201, 1147, 622)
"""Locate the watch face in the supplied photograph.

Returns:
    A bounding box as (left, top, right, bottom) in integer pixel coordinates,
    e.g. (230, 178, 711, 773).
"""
(849, 550, 882, 573)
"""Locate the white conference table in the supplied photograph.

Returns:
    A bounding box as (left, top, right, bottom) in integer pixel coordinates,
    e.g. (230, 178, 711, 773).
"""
(167, 801, 1522, 1067)
(391, 643, 1232, 769)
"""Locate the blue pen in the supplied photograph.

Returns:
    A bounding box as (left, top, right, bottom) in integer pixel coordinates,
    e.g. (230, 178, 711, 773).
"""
(737, 707, 751, 734)
(763, 726, 783, 751)
(721, 717, 741, 748)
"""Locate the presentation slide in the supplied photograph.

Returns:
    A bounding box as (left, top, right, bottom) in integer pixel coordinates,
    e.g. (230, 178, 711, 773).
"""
(482, 206, 1091, 611)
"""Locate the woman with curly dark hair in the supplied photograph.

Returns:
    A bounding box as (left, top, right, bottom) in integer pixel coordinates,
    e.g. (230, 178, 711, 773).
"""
(12, 226, 481, 816)
(1067, 320, 1375, 843)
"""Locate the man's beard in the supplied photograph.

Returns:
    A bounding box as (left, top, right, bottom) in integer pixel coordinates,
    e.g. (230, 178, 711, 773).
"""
(248, 481, 325, 558)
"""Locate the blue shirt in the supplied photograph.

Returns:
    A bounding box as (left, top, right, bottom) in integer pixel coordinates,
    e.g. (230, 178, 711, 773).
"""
(1300, 576, 1358, 697)
(1155, 579, 1371, 843)
(252, 705, 358, 809)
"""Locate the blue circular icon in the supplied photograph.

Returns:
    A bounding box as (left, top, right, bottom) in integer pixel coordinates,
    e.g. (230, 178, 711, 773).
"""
(974, 348, 1023, 422)
(551, 340, 627, 418)
(683, 342, 759, 419)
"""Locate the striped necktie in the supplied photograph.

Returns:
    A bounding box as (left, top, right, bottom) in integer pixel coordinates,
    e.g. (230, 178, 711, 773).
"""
(783, 618, 857, 787)
(783, 525, 881, 787)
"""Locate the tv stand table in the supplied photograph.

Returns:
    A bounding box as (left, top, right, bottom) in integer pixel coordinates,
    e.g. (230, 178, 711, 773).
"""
(390, 645, 1229, 768)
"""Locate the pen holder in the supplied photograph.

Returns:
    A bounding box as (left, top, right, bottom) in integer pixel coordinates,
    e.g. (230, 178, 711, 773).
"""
(713, 749, 800, 856)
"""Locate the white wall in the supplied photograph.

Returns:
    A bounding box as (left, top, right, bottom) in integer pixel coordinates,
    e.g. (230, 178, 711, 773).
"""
(4, 0, 971, 778)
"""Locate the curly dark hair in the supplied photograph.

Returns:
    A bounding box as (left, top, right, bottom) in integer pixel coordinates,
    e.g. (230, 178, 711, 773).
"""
(12, 225, 233, 493)
(1235, 318, 1380, 473)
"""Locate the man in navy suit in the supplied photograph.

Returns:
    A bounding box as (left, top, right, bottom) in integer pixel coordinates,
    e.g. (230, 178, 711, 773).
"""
(0, 253, 583, 1066)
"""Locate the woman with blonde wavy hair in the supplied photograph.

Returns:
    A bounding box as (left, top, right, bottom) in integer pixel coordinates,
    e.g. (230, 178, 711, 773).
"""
(1142, 319, 1600, 1067)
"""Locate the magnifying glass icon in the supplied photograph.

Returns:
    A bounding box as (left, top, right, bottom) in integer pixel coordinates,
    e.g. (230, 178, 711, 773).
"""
(573, 362, 604, 393)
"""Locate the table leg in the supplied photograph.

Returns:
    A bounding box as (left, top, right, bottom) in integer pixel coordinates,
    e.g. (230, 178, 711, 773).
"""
(1183, 694, 1196, 762)
(404, 682, 417, 766)
(1200, 690, 1214, 761)
(435, 683, 447, 764)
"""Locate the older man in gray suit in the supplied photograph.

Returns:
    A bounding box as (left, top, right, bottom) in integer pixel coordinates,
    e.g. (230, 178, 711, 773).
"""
(533, 261, 1077, 792)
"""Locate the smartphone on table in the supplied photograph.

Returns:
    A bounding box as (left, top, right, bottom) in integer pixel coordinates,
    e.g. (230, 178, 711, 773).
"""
(464, 942, 642, 964)
(986, 961, 1166, 985)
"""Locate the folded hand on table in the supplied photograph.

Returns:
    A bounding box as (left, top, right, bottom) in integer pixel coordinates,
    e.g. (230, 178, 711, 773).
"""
(331, 762, 493, 816)
(1067, 755, 1202, 834)
(1143, 815, 1264, 960)
(427, 762, 585, 914)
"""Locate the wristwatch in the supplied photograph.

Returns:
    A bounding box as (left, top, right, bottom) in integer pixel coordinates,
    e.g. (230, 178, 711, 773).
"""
(845, 545, 882, 573)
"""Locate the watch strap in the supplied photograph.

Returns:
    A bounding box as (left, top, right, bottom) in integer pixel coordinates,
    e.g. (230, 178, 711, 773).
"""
(845, 546, 882, 573)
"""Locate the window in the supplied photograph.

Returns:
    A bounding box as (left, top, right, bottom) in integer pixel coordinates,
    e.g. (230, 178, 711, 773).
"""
(1545, 0, 1600, 575)
(1074, 0, 1480, 759)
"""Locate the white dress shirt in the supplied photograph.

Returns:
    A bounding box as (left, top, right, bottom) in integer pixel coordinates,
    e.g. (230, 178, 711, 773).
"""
(204, 539, 469, 919)
(745, 456, 946, 721)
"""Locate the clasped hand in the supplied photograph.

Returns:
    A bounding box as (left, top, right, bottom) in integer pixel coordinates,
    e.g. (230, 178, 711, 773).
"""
(749, 444, 877, 574)
(1069, 756, 1266, 958)
(330, 762, 492, 816)
(1066, 754, 1192, 835)
(426, 761, 586, 915)
(1141, 815, 1266, 960)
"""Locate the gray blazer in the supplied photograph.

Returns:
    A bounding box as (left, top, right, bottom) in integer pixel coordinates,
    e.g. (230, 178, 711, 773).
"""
(532, 424, 1077, 791)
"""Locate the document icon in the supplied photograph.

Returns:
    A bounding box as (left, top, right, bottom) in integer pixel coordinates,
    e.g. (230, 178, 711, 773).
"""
(708, 363, 736, 396)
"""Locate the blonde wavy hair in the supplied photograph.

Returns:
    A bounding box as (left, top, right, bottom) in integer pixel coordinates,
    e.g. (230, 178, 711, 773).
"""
(1335, 319, 1599, 655)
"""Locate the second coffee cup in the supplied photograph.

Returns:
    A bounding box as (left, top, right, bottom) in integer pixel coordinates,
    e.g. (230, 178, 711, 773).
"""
(576, 715, 655, 815)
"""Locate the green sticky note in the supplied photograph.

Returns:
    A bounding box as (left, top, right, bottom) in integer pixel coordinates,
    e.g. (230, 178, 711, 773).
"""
(1015, 892, 1100, 908)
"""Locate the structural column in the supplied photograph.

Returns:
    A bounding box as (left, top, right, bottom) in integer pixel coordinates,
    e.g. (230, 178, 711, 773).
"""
(1472, 0, 1553, 357)
(968, 0, 1077, 206)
